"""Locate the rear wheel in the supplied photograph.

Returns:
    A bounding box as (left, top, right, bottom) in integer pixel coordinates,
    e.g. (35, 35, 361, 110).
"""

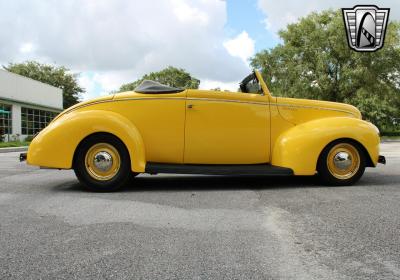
(74, 134, 131, 192)
(317, 140, 366, 186)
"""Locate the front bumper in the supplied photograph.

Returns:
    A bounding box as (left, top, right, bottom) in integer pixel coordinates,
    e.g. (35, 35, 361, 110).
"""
(19, 153, 27, 162)
(378, 155, 386, 165)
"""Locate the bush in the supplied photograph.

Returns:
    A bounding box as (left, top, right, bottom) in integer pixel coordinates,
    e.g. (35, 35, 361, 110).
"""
(24, 135, 34, 142)
(381, 131, 400, 137)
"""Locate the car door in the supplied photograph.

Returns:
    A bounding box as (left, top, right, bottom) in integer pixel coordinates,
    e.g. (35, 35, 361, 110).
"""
(112, 91, 187, 164)
(184, 90, 270, 164)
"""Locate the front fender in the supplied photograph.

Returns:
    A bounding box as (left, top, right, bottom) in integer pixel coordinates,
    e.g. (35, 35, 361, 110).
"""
(271, 117, 380, 175)
(27, 110, 146, 172)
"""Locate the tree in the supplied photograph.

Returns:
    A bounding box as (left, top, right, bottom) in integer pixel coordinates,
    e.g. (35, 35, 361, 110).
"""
(211, 87, 221, 91)
(251, 10, 400, 130)
(119, 66, 200, 92)
(4, 61, 84, 109)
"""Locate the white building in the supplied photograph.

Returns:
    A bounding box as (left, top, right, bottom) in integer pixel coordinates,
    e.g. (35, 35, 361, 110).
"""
(0, 69, 63, 141)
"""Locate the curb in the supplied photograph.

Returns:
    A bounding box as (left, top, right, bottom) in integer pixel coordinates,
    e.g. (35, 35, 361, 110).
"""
(0, 146, 29, 153)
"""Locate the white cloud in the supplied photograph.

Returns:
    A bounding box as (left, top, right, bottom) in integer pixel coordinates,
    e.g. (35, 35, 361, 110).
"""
(0, 0, 254, 100)
(200, 79, 239, 92)
(19, 43, 34, 54)
(93, 71, 134, 96)
(78, 74, 95, 95)
(0, 0, 249, 82)
(171, 0, 209, 25)
(78, 70, 138, 100)
(258, 0, 400, 33)
(223, 31, 255, 65)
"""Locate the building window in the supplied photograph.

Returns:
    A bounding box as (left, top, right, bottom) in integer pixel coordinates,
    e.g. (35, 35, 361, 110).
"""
(21, 107, 58, 135)
(0, 103, 12, 135)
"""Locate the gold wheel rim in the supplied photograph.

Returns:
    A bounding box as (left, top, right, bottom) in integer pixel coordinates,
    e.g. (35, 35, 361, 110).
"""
(327, 143, 360, 180)
(84, 143, 120, 181)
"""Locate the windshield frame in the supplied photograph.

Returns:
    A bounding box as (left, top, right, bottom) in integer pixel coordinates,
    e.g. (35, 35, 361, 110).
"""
(239, 72, 263, 95)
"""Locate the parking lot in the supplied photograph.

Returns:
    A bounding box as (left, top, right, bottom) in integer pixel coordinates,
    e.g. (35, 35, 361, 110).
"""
(0, 142, 399, 280)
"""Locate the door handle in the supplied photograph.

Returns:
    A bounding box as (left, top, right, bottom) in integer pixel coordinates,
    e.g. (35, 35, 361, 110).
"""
(187, 104, 194, 109)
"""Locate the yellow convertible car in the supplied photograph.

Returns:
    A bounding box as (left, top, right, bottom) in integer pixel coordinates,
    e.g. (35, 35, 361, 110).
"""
(20, 70, 385, 191)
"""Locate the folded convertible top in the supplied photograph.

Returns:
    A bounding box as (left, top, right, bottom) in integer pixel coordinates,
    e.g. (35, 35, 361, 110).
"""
(134, 80, 184, 93)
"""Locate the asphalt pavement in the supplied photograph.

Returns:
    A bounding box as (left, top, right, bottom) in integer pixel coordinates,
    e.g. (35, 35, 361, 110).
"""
(0, 143, 399, 280)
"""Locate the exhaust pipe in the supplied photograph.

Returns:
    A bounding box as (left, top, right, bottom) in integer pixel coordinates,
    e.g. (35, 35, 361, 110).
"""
(378, 155, 386, 165)
(19, 153, 27, 162)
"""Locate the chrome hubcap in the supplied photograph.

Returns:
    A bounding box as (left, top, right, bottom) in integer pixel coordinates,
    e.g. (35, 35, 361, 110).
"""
(93, 151, 113, 172)
(333, 152, 352, 170)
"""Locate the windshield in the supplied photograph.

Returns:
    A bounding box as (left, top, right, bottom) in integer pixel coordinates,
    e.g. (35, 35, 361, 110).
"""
(239, 72, 262, 94)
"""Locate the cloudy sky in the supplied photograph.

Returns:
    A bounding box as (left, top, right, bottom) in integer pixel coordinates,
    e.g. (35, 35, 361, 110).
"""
(0, 0, 399, 100)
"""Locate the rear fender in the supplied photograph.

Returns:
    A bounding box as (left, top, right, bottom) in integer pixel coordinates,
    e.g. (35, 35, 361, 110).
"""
(27, 110, 146, 172)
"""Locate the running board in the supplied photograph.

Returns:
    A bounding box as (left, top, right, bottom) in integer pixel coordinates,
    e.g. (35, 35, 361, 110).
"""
(145, 163, 293, 176)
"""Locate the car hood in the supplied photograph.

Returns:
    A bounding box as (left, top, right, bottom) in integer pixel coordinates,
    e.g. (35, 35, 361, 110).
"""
(275, 97, 362, 125)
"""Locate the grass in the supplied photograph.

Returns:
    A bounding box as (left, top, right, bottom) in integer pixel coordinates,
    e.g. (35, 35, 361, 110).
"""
(0, 141, 30, 148)
(381, 136, 400, 141)
(381, 130, 400, 141)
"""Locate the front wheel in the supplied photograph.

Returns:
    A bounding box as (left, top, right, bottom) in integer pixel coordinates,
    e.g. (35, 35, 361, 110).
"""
(74, 134, 131, 192)
(317, 140, 366, 186)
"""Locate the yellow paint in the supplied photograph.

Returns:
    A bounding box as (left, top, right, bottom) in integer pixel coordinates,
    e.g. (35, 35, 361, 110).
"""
(271, 117, 380, 175)
(184, 90, 270, 164)
(27, 70, 381, 176)
(111, 92, 187, 164)
(28, 109, 147, 171)
(276, 96, 362, 122)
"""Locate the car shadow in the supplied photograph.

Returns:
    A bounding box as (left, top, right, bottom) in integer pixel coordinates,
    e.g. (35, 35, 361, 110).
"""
(51, 170, 400, 193)
(123, 175, 321, 192)
(53, 174, 350, 193)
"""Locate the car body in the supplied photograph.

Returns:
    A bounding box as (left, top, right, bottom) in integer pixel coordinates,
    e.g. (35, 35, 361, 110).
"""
(22, 70, 385, 191)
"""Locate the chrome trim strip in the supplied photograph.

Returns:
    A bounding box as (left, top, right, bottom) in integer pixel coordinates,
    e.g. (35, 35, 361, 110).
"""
(62, 97, 187, 115)
(276, 103, 356, 116)
(65, 96, 354, 116)
(186, 97, 268, 106)
(69, 97, 268, 112)
(118, 97, 267, 106)
(117, 97, 187, 101)
(62, 100, 113, 114)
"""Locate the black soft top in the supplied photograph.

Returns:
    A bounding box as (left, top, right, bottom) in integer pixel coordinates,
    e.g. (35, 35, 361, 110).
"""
(134, 80, 184, 93)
